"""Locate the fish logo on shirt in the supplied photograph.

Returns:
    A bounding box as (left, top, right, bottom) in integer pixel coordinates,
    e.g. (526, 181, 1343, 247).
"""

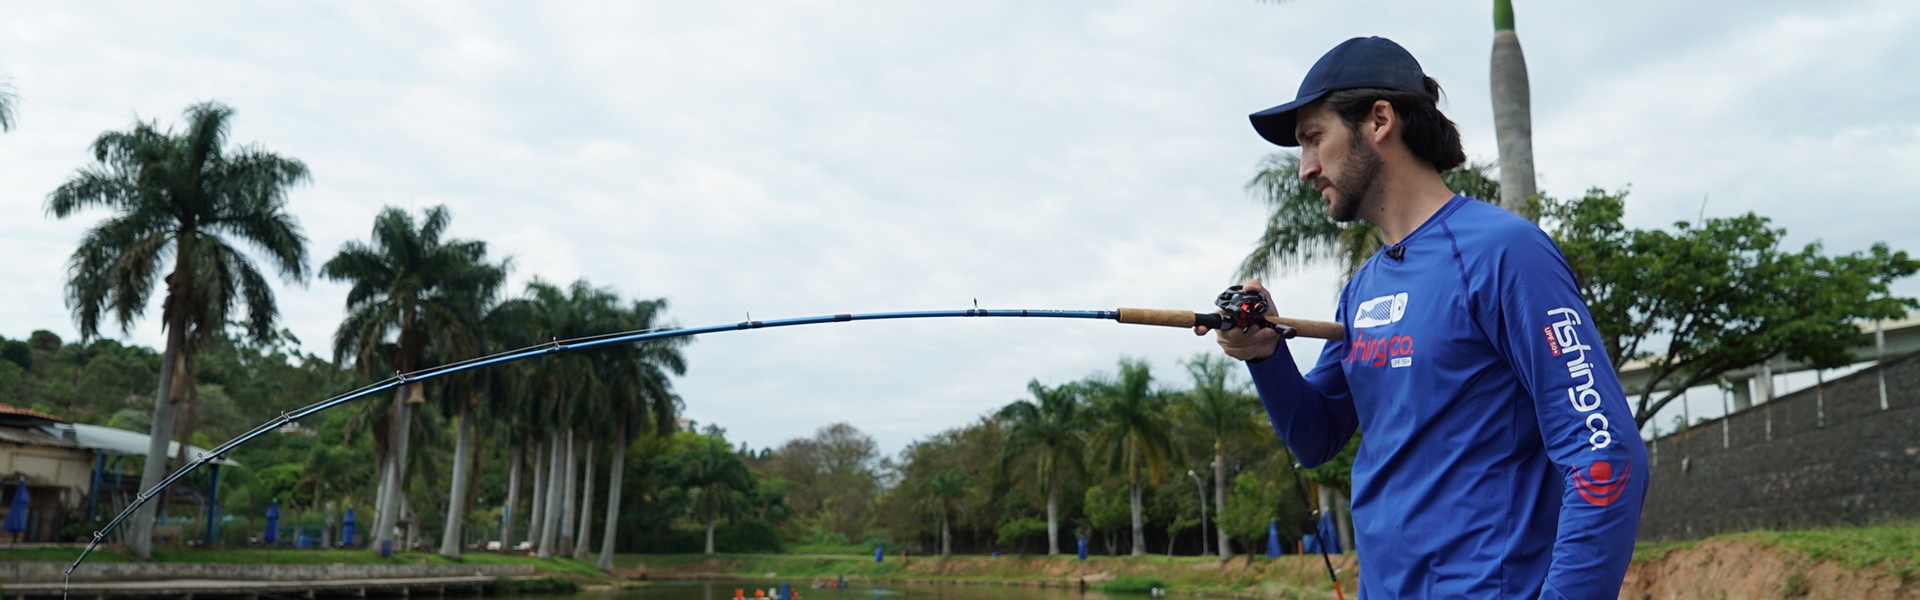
(1353, 292, 1409, 329)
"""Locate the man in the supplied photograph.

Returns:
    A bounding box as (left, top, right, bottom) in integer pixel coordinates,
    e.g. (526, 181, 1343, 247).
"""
(1211, 37, 1647, 598)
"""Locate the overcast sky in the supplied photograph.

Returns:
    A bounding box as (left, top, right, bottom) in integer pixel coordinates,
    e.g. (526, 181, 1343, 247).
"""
(3, 1, 1916, 458)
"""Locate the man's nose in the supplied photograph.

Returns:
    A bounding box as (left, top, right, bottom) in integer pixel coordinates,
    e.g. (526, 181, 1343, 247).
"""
(1298, 154, 1321, 182)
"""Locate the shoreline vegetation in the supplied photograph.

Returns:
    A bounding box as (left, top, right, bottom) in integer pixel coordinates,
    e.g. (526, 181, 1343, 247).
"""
(5, 523, 1914, 600)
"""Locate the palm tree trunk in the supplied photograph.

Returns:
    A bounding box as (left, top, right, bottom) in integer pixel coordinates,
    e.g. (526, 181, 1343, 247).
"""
(528, 435, 546, 548)
(940, 511, 951, 558)
(371, 445, 391, 549)
(127, 301, 190, 559)
(1213, 450, 1231, 560)
(373, 384, 415, 553)
(1045, 483, 1059, 556)
(501, 441, 522, 552)
(1129, 480, 1145, 557)
(168, 353, 200, 509)
(704, 493, 717, 555)
(538, 430, 563, 559)
(1491, 0, 1538, 219)
(1334, 489, 1354, 553)
(559, 428, 578, 555)
(597, 426, 627, 572)
(403, 493, 419, 550)
(572, 440, 595, 560)
(439, 399, 475, 558)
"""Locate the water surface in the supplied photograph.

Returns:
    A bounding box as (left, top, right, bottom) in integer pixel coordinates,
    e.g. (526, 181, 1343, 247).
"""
(526, 580, 1138, 600)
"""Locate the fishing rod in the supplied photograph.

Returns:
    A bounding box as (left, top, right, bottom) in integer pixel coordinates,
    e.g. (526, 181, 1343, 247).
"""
(1278, 443, 1348, 600)
(61, 292, 1343, 594)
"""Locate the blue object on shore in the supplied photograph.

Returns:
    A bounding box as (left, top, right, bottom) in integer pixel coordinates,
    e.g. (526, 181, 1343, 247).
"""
(1076, 537, 1087, 561)
(4, 477, 28, 535)
(780, 582, 792, 600)
(341, 506, 356, 546)
(1316, 513, 1341, 554)
(875, 543, 884, 562)
(1266, 520, 1281, 558)
(263, 499, 280, 545)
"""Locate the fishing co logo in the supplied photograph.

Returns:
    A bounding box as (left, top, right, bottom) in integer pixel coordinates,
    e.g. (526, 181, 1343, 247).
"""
(1571, 460, 1631, 506)
(1546, 307, 1612, 451)
(1347, 292, 1413, 369)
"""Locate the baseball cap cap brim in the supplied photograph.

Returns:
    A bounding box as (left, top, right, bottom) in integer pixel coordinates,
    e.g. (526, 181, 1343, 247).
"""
(1249, 92, 1327, 147)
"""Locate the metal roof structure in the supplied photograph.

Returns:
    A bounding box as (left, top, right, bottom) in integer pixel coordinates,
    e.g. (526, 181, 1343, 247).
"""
(34, 422, 241, 467)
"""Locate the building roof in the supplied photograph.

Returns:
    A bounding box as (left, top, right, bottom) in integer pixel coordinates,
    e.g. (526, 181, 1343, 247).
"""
(34, 422, 241, 467)
(0, 403, 69, 424)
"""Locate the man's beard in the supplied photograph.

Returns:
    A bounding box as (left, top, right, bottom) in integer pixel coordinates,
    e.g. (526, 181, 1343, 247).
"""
(1326, 135, 1384, 223)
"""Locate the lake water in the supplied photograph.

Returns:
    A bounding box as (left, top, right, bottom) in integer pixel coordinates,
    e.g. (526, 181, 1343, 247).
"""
(524, 581, 1143, 600)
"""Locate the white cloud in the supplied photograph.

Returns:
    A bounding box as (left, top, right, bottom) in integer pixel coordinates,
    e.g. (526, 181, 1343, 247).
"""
(1, 0, 1915, 457)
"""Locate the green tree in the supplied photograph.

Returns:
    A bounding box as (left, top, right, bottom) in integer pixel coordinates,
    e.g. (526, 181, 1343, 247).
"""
(322, 205, 503, 554)
(1175, 353, 1261, 559)
(1082, 484, 1129, 555)
(673, 432, 753, 554)
(1088, 358, 1173, 556)
(761, 422, 881, 542)
(46, 101, 310, 557)
(915, 469, 968, 557)
(1238, 157, 1499, 280)
(1545, 190, 1919, 425)
(994, 379, 1086, 555)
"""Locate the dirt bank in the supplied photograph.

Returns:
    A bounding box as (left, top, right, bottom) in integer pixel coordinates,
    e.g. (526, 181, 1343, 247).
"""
(1623, 538, 1918, 600)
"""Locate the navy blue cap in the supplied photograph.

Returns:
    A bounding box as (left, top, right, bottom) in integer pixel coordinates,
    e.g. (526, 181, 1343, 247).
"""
(1250, 37, 1428, 147)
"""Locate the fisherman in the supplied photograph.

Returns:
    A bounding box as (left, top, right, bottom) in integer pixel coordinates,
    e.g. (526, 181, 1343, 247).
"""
(1208, 37, 1649, 598)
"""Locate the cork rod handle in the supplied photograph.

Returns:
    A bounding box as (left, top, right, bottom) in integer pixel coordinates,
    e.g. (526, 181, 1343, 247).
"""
(1115, 308, 1344, 341)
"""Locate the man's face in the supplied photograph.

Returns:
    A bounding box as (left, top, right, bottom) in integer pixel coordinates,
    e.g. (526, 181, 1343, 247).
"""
(1294, 102, 1383, 223)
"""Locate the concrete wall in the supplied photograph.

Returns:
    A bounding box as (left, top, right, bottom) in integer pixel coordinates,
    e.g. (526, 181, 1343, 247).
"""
(0, 561, 535, 584)
(1637, 351, 1920, 541)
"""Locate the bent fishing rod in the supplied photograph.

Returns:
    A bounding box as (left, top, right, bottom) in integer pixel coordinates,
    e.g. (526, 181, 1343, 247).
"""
(62, 288, 1342, 590)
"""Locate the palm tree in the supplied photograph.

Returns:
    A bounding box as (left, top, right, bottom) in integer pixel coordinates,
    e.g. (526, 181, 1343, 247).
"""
(1491, 0, 1538, 219)
(916, 469, 969, 557)
(1088, 358, 1174, 557)
(436, 269, 513, 559)
(46, 101, 310, 558)
(492, 278, 621, 559)
(1238, 156, 1499, 280)
(599, 298, 687, 571)
(679, 433, 752, 555)
(1176, 353, 1261, 559)
(994, 379, 1086, 556)
(322, 205, 503, 555)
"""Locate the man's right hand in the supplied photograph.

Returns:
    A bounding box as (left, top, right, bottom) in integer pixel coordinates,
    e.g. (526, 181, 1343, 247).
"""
(1201, 279, 1284, 361)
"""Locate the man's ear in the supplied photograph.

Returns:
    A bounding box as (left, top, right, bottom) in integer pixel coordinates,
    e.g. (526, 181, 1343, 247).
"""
(1366, 99, 1397, 145)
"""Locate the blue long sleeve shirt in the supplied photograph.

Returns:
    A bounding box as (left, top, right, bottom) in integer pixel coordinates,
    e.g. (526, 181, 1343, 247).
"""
(1249, 195, 1648, 599)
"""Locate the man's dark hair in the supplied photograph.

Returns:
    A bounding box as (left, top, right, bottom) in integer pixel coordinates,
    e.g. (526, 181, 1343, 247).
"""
(1323, 76, 1466, 172)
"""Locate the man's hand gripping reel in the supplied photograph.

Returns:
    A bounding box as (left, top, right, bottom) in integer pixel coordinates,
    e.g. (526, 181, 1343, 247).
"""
(1213, 285, 1297, 338)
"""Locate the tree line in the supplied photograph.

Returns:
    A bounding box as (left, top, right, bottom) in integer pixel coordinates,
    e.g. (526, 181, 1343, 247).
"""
(18, 88, 1917, 567)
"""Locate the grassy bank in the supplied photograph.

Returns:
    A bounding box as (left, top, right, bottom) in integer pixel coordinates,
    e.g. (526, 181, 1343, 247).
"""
(621, 553, 1357, 599)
